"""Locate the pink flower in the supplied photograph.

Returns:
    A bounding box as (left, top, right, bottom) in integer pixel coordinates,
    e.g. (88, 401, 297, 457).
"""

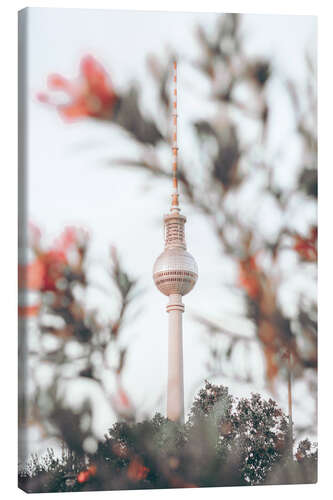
(38, 55, 118, 121)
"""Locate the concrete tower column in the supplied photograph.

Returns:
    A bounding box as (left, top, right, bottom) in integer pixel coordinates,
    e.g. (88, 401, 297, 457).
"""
(166, 293, 185, 423)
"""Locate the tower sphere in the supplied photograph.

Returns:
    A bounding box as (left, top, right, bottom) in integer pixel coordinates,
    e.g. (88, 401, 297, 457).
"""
(153, 246, 198, 296)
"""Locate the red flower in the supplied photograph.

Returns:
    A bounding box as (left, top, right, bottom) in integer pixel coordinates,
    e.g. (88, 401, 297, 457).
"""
(18, 249, 67, 316)
(77, 471, 90, 483)
(40, 227, 86, 292)
(238, 255, 261, 299)
(18, 225, 87, 318)
(77, 465, 97, 483)
(127, 458, 149, 481)
(38, 55, 118, 121)
(294, 226, 317, 262)
(19, 226, 82, 297)
(40, 250, 68, 292)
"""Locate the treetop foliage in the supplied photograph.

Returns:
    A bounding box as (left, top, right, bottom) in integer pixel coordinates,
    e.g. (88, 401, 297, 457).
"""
(19, 382, 317, 493)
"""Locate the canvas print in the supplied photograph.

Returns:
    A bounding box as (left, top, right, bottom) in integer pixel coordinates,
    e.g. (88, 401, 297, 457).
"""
(18, 8, 317, 492)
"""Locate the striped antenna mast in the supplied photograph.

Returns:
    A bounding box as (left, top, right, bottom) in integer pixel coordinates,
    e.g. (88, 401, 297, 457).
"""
(171, 60, 180, 213)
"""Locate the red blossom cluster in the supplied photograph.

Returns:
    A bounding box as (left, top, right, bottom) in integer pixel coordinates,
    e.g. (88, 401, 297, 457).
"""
(18, 225, 88, 317)
(237, 251, 287, 388)
(293, 226, 317, 262)
(236, 227, 317, 388)
(127, 457, 149, 481)
(77, 464, 97, 483)
(37, 55, 118, 121)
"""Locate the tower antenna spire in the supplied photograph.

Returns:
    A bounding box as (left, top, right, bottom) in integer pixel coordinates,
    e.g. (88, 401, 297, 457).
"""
(171, 60, 180, 213)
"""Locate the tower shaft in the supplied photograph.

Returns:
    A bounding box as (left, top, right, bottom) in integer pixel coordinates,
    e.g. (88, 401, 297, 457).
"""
(166, 294, 184, 422)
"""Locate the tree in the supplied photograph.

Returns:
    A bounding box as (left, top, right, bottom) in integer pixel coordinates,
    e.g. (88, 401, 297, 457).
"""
(19, 382, 317, 492)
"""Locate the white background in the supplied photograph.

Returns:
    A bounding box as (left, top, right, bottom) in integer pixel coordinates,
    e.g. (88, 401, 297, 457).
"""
(0, 0, 331, 499)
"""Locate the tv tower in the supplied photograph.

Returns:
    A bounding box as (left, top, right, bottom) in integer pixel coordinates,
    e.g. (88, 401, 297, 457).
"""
(153, 61, 198, 423)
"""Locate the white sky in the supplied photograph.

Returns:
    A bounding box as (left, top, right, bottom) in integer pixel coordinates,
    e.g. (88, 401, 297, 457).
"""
(23, 8, 316, 454)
